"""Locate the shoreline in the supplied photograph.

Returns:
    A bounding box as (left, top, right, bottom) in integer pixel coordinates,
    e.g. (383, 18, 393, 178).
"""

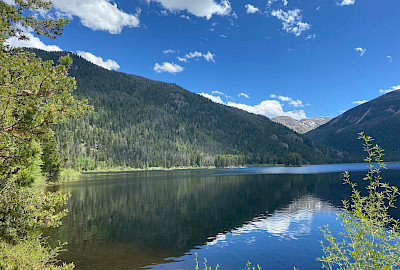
(51, 161, 400, 185)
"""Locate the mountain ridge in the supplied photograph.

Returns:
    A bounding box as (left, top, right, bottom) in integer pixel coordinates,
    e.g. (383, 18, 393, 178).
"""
(306, 90, 400, 161)
(30, 49, 348, 169)
(272, 116, 334, 134)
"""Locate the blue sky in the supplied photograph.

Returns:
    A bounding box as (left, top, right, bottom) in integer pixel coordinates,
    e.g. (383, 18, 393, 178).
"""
(6, 0, 400, 120)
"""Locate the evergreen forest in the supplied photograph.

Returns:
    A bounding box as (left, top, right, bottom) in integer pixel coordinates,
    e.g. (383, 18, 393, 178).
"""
(33, 49, 349, 171)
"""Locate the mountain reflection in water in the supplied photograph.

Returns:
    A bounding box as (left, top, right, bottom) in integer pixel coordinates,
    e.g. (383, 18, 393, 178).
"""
(48, 165, 400, 270)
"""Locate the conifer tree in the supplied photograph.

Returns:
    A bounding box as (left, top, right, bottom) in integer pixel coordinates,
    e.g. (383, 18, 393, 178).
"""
(0, 0, 91, 268)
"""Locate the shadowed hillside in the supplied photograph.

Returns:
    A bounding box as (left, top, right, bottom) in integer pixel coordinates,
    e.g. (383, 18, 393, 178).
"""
(306, 90, 400, 161)
(31, 49, 348, 170)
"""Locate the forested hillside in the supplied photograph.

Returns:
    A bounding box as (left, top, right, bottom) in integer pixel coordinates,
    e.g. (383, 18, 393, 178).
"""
(32, 49, 348, 170)
(306, 90, 400, 161)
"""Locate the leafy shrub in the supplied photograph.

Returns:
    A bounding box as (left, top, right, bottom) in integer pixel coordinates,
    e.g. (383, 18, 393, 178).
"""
(318, 132, 400, 269)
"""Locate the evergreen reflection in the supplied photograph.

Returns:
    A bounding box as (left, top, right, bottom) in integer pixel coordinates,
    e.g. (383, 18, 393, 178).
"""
(48, 168, 400, 269)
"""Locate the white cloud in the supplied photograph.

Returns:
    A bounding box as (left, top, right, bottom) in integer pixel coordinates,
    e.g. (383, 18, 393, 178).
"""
(76, 51, 120, 70)
(270, 94, 304, 107)
(352, 100, 367, 105)
(147, 0, 231, 20)
(379, 85, 400, 94)
(387, 56, 392, 62)
(238, 93, 250, 98)
(267, 0, 288, 8)
(306, 34, 316, 40)
(245, 4, 259, 14)
(220, 34, 227, 38)
(154, 62, 184, 74)
(339, 0, 355, 6)
(179, 51, 216, 63)
(211, 90, 234, 100)
(212, 90, 225, 95)
(199, 93, 307, 120)
(4, 27, 62, 51)
(203, 51, 215, 62)
(354, 47, 366, 56)
(50, 0, 140, 34)
(271, 9, 310, 36)
(177, 56, 188, 62)
(228, 100, 306, 120)
(163, 49, 175, 54)
(199, 92, 224, 104)
(181, 15, 191, 20)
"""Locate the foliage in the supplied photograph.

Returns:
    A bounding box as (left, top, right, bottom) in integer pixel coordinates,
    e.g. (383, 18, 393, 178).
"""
(14, 139, 43, 186)
(41, 131, 62, 182)
(0, 1, 91, 268)
(214, 154, 245, 168)
(318, 132, 400, 269)
(0, 49, 90, 184)
(58, 168, 80, 183)
(193, 254, 262, 270)
(283, 152, 302, 167)
(194, 254, 219, 270)
(0, 0, 68, 44)
(0, 181, 70, 243)
(0, 238, 74, 270)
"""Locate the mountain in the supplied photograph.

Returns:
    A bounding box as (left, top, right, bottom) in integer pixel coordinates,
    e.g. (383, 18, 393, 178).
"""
(272, 116, 334, 134)
(31, 49, 347, 170)
(306, 90, 400, 161)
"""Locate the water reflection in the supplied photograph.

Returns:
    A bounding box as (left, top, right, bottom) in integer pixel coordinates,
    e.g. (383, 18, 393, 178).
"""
(236, 195, 336, 239)
(48, 165, 400, 269)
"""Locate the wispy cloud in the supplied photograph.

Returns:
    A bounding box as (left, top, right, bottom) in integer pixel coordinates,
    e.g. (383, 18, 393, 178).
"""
(387, 56, 392, 62)
(354, 47, 366, 56)
(245, 4, 259, 14)
(154, 62, 184, 74)
(306, 34, 316, 40)
(163, 49, 175, 54)
(238, 93, 250, 98)
(270, 94, 305, 107)
(379, 84, 400, 94)
(147, 0, 231, 20)
(77, 51, 120, 70)
(352, 100, 367, 105)
(271, 9, 310, 36)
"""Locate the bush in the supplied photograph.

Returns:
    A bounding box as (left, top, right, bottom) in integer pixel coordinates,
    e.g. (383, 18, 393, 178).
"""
(318, 132, 400, 269)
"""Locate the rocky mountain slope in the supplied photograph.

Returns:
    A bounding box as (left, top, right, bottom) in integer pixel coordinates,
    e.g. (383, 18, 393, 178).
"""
(272, 116, 334, 134)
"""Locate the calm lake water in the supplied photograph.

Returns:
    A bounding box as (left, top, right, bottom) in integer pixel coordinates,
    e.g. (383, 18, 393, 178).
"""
(48, 163, 400, 269)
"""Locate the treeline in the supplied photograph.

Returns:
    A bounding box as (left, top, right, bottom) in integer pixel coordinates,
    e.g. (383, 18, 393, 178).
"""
(214, 155, 246, 168)
(31, 49, 351, 171)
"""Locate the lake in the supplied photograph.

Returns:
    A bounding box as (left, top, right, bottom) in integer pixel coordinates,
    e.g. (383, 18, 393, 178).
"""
(48, 163, 400, 269)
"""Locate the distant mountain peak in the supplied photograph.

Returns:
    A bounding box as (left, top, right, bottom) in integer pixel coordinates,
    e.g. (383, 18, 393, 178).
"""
(272, 116, 334, 134)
